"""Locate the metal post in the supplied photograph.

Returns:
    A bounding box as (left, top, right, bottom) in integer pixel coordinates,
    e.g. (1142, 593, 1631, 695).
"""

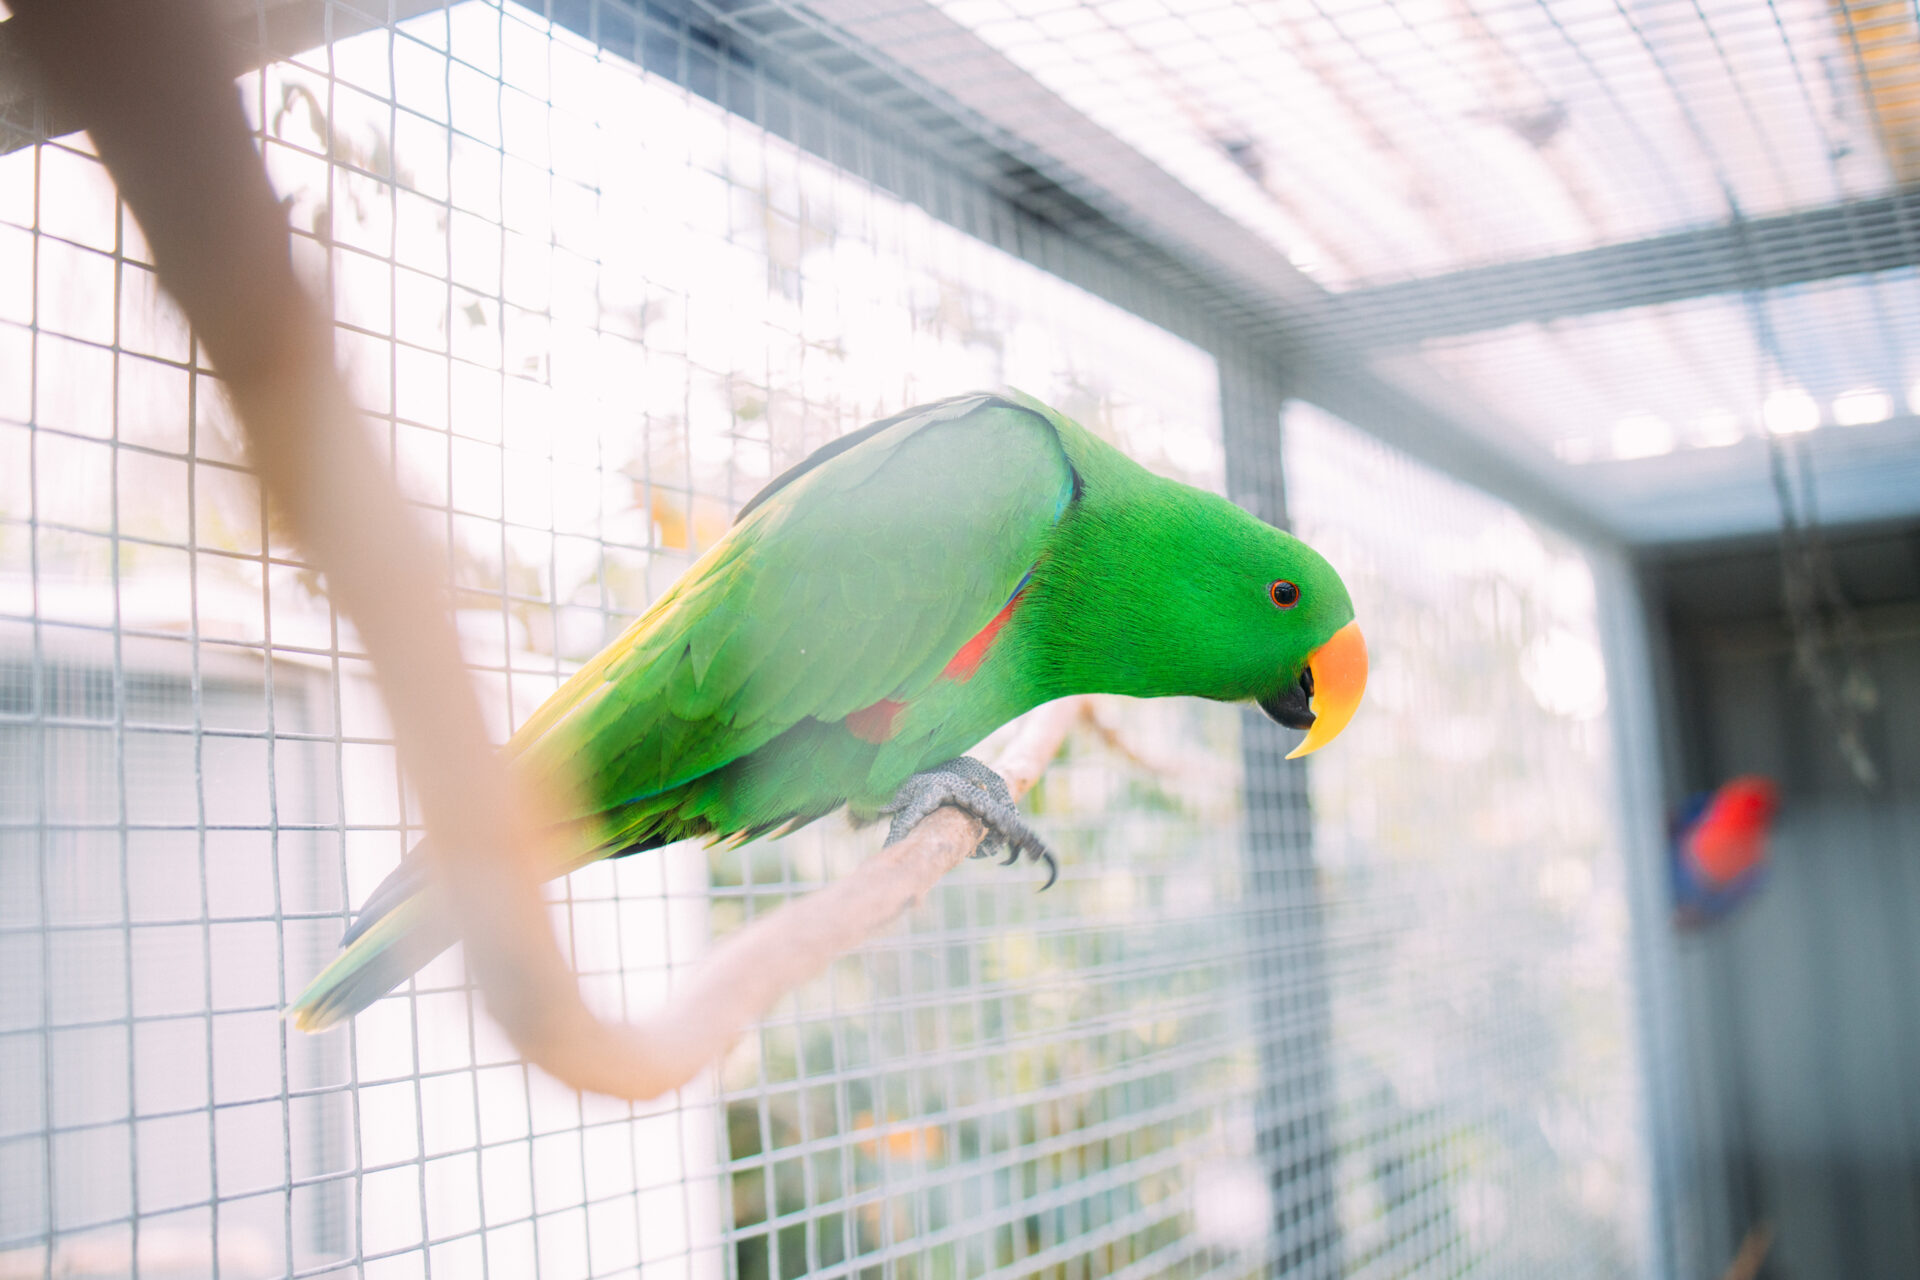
(1218, 350, 1342, 1278)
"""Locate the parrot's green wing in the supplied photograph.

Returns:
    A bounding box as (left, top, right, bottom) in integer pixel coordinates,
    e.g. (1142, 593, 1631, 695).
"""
(510, 392, 1078, 836)
(290, 392, 1079, 1031)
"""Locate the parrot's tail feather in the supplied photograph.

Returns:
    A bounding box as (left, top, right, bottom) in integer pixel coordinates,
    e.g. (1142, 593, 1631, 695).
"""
(291, 840, 451, 1032)
(340, 844, 433, 948)
(287, 898, 454, 1032)
(291, 829, 685, 1033)
(288, 844, 446, 1031)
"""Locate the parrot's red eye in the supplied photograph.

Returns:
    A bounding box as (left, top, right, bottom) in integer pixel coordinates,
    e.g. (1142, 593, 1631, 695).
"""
(1269, 580, 1300, 609)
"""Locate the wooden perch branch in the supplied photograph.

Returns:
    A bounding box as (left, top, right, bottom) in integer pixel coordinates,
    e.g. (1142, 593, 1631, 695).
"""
(12, 0, 1084, 1100)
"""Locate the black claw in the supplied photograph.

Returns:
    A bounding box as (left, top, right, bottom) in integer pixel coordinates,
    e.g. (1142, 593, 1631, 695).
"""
(1000, 845, 1020, 867)
(1037, 850, 1058, 892)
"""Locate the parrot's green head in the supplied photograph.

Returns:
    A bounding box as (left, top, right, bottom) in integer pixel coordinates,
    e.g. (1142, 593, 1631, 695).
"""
(1240, 531, 1367, 759)
(1038, 474, 1367, 758)
(1163, 500, 1366, 759)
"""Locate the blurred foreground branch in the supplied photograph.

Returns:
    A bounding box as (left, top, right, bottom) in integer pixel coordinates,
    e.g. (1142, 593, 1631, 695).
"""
(12, 0, 1077, 1100)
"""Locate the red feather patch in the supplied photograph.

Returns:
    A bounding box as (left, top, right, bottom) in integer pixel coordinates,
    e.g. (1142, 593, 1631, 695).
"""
(942, 590, 1024, 682)
(1685, 775, 1779, 884)
(846, 698, 908, 743)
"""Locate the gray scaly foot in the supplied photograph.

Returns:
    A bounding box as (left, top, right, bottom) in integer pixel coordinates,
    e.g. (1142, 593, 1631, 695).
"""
(880, 756, 1058, 891)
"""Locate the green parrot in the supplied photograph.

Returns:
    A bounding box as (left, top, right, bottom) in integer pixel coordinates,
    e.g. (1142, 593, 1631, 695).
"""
(289, 390, 1366, 1031)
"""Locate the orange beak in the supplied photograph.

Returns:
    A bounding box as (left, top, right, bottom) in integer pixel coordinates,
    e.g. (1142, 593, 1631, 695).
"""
(1285, 620, 1368, 759)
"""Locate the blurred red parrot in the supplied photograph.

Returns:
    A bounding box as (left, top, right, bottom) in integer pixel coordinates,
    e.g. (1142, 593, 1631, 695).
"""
(1671, 775, 1779, 928)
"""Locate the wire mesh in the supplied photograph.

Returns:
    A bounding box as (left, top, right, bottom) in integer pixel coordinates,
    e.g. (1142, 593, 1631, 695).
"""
(1369, 276, 1920, 543)
(843, 0, 1920, 546)
(1283, 403, 1648, 1280)
(914, 0, 1917, 289)
(0, 1, 1651, 1279)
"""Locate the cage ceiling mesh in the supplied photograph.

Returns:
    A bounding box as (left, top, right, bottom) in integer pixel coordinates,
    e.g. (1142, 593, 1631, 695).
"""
(4, 1, 1644, 1278)
(921, 0, 1918, 287)
(798, 0, 1920, 534)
